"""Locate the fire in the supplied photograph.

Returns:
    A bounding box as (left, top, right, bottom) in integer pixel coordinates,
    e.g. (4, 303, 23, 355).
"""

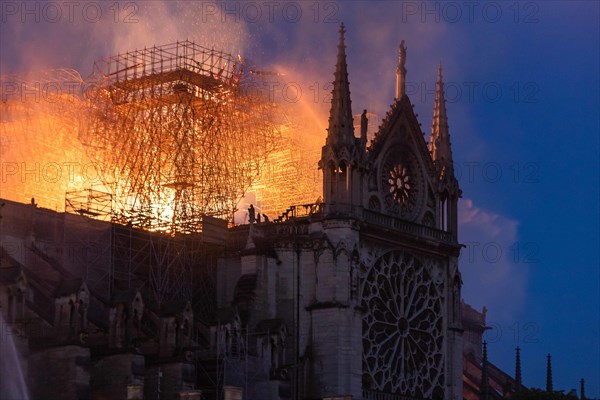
(239, 95, 327, 221)
(0, 71, 96, 212)
(0, 43, 329, 232)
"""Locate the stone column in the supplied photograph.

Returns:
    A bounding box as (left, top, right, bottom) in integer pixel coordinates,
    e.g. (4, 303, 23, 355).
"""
(177, 389, 203, 400)
(127, 383, 144, 400)
(223, 385, 243, 400)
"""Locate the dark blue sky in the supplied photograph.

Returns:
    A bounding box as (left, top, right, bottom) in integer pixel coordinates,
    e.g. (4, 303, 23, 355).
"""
(1, 1, 599, 396)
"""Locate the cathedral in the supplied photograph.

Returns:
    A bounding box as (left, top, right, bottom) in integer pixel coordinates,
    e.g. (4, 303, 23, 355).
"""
(0, 24, 464, 400)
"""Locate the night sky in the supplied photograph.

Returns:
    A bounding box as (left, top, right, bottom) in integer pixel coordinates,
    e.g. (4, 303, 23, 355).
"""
(1, 1, 599, 396)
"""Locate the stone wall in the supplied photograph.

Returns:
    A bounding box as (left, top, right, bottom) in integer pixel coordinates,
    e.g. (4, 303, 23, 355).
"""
(91, 353, 144, 400)
(28, 345, 90, 400)
(144, 362, 196, 400)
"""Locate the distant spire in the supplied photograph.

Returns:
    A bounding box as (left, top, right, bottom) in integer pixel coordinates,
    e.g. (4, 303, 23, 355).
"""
(480, 341, 490, 400)
(546, 354, 553, 393)
(395, 40, 407, 99)
(327, 22, 354, 146)
(515, 347, 522, 392)
(429, 62, 454, 177)
(580, 378, 585, 400)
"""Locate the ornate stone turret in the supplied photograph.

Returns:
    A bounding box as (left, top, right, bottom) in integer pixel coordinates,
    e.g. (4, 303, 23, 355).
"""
(0, 266, 27, 324)
(108, 289, 144, 349)
(429, 62, 460, 237)
(158, 301, 194, 357)
(395, 40, 407, 99)
(319, 23, 366, 211)
(54, 279, 89, 340)
(546, 354, 553, 393)
(326, 23, 354, 148)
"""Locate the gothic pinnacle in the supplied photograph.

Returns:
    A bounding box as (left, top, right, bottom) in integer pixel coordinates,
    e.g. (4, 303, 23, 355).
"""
(480, 341, 490, 400)
(430, 61, 454, 176)
(327, 22, 354, 146)
(546, 354, 553, 393)
(515, 346, 522, 392)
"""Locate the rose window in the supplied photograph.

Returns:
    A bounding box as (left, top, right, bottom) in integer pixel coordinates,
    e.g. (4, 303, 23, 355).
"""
(388, 164, 411, 205)
(362, 251, 444, 398)
(380, 148, 423, 221)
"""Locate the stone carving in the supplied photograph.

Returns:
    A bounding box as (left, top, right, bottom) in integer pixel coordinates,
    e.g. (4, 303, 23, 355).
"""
(361, 109, 368, 139)
(398, 40, 407, 69)
(381, 148, 424, 221)
(248, 204, 256, 224)
(361, 250, 445, 398)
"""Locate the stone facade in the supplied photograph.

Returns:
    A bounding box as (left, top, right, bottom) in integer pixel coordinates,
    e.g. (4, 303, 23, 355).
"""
(213, 24, 463, 400)
(0, 24, 463, 400)
(28, 345, 90, 400)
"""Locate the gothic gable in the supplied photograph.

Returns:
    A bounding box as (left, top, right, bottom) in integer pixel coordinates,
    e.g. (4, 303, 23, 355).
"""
(365, 96, 438, 225)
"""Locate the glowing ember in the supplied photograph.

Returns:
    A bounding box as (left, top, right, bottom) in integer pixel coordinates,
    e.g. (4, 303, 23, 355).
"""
(0, 69, 96, 211)
(0, 42, 329, 231)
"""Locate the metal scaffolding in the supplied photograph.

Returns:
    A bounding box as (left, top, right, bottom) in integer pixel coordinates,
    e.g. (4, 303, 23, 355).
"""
(1, 40, 323, 321)
(80, 40, 283, 234)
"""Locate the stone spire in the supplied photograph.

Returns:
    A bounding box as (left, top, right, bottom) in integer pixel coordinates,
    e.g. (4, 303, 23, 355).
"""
(429, 62, 454, 176)
(480, 341, 490, 400)
(515, 346, 522, 392)
(326, 22, 354, 147)
(580, 378, 585, 400)
(546, 354, 553, 393)
(395, 40, 407, 99)
(320, 23, 365, 210)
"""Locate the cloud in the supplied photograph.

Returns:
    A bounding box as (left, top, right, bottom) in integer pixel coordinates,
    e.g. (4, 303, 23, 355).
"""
(458, 198, 528, 322)
(0, 2, 249, 75)
(102, 2, 249, 60)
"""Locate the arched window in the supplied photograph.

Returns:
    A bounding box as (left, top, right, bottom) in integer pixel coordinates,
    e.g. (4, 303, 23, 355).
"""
(328, 162, 336, 198)
(183, 319, 190, 337)
(7, 289, 14, 323)
(78, 299, 86, 330)
(16, 288, 23, 320)
(439, 191, 450, 231)
(339, 162, 348, 194)
(69, 299, 75, 328)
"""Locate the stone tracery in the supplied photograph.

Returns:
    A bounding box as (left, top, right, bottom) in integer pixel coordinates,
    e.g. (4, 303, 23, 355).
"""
(361, 250, 445, 397)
